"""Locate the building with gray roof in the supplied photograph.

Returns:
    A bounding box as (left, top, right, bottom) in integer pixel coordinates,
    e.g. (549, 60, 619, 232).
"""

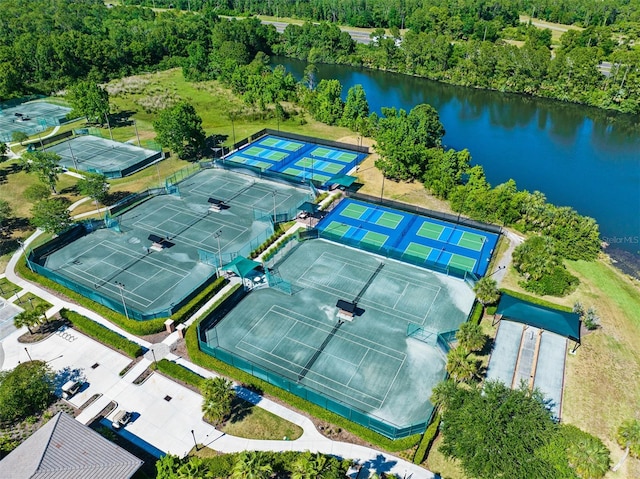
(0, 412, 143, 479)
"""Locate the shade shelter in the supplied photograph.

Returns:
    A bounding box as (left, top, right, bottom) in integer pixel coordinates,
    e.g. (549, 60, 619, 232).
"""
(496, 293, 581, 344)
(223, 256, 262, 279)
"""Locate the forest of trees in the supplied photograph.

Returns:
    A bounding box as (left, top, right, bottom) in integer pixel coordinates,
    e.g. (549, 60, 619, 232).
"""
(128, 0, 640, 29)
(2, 1, 638, 113)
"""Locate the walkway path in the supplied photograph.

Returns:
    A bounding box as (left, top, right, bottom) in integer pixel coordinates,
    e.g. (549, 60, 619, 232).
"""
(1, 209, 436, 478)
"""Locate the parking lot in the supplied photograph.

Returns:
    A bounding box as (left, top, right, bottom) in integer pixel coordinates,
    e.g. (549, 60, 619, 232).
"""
(0, 327, 219, 457)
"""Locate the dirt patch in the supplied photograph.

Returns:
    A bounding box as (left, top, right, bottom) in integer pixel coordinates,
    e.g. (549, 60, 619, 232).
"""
(18, 318, 69, 344)
(141, 329, 170, 344)
(132, 367, 154, 385)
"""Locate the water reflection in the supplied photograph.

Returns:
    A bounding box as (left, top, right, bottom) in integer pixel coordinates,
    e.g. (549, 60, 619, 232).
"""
(272, 56, 640, 254)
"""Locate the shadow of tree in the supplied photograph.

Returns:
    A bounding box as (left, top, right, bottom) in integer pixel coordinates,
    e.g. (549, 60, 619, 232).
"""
(53, 366, 85, 396)
(104, 190, 134, 206)
(109, 110, 137, 127)
(358, 454, 398, 478)
(0, 162, 23, 185)
(227, 397, 254, 424)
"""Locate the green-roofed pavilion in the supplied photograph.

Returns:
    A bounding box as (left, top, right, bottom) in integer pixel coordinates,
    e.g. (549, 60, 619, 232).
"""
(297, 201, 319, 214)
(223, 256, 262, 279)
(496, 293, 581, 343)
(330, 175, 357, 188)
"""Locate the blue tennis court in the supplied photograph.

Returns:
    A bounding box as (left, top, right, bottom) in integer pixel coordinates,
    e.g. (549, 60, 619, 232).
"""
(316, 198, 499, 277)
(222, 134, 367, 186)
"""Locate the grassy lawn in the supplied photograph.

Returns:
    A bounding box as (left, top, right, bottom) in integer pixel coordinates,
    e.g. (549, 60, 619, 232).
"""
(518, 14, 582, 43)
(100, 68, 355, 148)
(354, 145, 454, 213)
(0, 276, 20, 298)
(425, 436, 467, 479)
(14, 291, 52, 312)
(0, 158, 82, 273)
(220, 397, 303, 441)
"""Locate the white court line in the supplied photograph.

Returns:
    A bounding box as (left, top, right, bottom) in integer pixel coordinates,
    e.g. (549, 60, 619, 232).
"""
(158, 205, 246, 233)
(296, 274, 432, 325)
(100, 240, 191, 275)
(236, 337, 386, 410)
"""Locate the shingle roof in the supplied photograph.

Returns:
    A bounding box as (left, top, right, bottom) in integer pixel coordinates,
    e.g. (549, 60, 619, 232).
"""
(0, 412, 143, 479)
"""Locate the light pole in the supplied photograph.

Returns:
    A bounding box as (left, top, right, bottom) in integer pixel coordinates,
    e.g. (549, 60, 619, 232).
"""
(133, 119, 141, 147)
(214, 229, 223, 274)
(104, 112, 114, 141)
(68, 141, 79, 170)
(18, 240, 34, 272)
(24, 347, 32, 362)
(151, 348, 157, 367)
(190, 429, 199, 450)
(272, 191, 277, 223)
(115, 281, 129, 320)
(229, 112, 236, 147)
(380, 173, 385, 203)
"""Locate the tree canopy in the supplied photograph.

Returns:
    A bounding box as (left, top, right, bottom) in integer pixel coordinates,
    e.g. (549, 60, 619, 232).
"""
(153, 101, 206, 160)
(30, 198, 74, 234)
(77, 173, 110, 205)
(439, 380, 558, 478)
(0, 361, 55, 423)
(67, 81, 110, 123)
(374, 104, 445, 181)
(20, 151, 62, 194)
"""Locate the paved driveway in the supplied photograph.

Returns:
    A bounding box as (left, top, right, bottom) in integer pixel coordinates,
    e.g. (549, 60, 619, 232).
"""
(1, 328, 217, 457)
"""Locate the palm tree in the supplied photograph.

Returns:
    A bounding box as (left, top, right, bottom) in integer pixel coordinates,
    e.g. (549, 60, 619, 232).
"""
(473, 276, 500, 305)
(176, 457, 212, 479)
(455, 322, 487, 353)
(290, 451, 343, 479)
(430, 379, 460, 413)
(201, 377, 234, 425)
(13, 309, 40, 334)
(617, 419, 640, 458)
(231, 451, 273, 479)
(446, 347, 478, 383)
(567, 435, 610, 479)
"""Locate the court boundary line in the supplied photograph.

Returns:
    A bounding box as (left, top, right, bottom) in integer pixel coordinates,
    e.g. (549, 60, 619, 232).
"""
(57, 239, 189, 308)
(295, 252, 441, 325)
(235, 306, 400, 409)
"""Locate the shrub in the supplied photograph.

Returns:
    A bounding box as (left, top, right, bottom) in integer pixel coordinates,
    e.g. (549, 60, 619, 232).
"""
(584, 307, 600, 330)
(171, 276, 227, 324)
(413, 414, 440, 464)
(59, 309, 144, 358)
(469, 301, 483, 324)
(520, 266, 579, 297)
(154, 359, 204, 390)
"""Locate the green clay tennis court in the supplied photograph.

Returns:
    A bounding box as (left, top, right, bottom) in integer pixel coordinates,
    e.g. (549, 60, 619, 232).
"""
(318, 199, 499, 277)
(204, 239, 475, 430)
(258, 136, 305, 151)
(310, 146, 359, 163)
(242, 146, 288, 162)
(324, 221, 389, 248)
(46, 135, 162, 178)
(0, 100, 72, 141)
(37, 168, 311, 318)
